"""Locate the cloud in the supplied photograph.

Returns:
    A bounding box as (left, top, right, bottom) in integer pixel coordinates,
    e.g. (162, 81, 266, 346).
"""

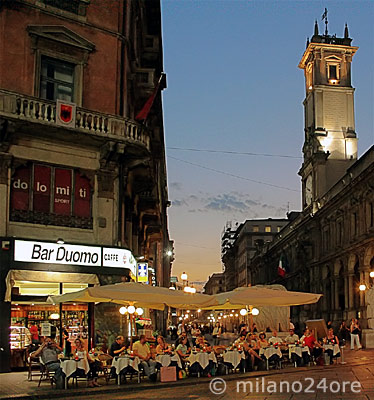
(171, 190, 286, 217)
(170, 182, 183, 190)
(172, 199, 188, 207)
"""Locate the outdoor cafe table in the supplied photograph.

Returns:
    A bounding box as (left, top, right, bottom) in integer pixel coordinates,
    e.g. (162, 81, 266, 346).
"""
(155, 353, 182, 369)
(223, 350, 246, 370)
(259, 346, 282, 370)
(112, 355, 140, 385)
(187, 351, 217, 375)
(323, 343, 340, 356)
(60, 359, 90, 389)
(288, 344, 310, 359)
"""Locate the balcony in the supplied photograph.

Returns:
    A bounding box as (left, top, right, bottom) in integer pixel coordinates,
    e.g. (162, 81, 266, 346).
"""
(0, 89, 150, 150)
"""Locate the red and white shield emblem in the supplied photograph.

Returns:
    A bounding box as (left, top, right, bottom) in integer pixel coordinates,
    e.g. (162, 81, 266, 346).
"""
(60, 104, 73, 123)
(56, 100, 76, 128)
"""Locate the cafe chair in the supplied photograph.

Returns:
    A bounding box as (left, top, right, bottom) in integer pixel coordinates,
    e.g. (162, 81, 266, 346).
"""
(27, 351, 43, 381)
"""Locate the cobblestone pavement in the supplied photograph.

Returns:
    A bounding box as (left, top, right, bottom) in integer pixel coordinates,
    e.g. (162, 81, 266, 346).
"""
(0, 349, 373, 400)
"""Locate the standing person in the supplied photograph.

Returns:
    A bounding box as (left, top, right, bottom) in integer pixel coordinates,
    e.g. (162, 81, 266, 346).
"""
(190, 323, 201, 346)
(212, 322, 221, 346)
(177, 320, 186, 336)
(62, 327, 71, 357)
(338, 321, 350, 345)
(350, 318, 362, 350)
(132, 335, 157, 381)
(32, 337, 65, 389)
(29, 322, 39, 345)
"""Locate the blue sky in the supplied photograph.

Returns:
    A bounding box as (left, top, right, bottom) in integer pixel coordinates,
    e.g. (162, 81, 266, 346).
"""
(161, 0, 374, 283)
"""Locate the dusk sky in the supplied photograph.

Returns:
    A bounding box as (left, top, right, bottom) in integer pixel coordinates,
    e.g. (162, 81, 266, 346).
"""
(161, 1, 374, 285)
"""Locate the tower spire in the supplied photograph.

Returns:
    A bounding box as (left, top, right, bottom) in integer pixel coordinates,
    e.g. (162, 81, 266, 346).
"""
(344, 23, 349, 38)
(314, 20, 319, 36)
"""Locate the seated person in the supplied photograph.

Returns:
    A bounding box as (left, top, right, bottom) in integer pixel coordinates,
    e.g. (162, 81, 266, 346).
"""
(155, 336, 171, 354)
(285, 328, 299, 345)
(194, 335, 212, 352)
(176, 336, 190, 368)
(243, 333, 262, 370)
(257, 332, 269, 349)
(190, 335, 213, 377)
(284, 328, 302, 366)
(302, 328, 322, 363)
(74, 338, 100, 387)
(233, 333, 246, 349)
(110, 336, 127, 357)
(33, 337, 64, 389)
(268, 330, 281, 346)
(178, 332, 193, 349)
(323, 328, 340, 365)
(132, 335, 157, 382)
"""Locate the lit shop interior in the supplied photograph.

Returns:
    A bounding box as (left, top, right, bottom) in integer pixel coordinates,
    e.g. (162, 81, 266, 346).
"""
(9, 272, 97, 368)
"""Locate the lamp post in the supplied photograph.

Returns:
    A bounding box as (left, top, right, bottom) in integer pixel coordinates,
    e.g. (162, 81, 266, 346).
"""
(181, 272, 188, 287)
(359, 270, 374, 292)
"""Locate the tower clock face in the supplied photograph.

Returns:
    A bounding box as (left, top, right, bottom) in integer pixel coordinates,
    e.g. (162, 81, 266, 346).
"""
(305, 174, 313, 206)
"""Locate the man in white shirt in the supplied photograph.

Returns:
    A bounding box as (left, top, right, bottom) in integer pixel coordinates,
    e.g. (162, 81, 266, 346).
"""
(285, 329, 299, 344)
(268, 330, 281, 345)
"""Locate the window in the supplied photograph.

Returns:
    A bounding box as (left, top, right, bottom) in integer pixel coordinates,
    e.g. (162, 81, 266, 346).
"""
(369, 202, 374, 228)
(40, 57, 75, 102)
(265, 226, 271, 233)
(277, 226, 282, 232)
(10, 163, 93, 229)
(43, 0, 80, 14)
(329, 65, 337, 79)
(28, 26, 95, 107)
(253, 226, 259, 232)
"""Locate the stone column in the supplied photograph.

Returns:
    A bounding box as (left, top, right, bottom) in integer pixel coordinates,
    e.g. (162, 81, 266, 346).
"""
(344, 274, 349, 310)
(348, 273, 354, 310)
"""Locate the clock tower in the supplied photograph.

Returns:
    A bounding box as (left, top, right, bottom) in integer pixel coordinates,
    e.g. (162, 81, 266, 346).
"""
(298, 17, 358, 211)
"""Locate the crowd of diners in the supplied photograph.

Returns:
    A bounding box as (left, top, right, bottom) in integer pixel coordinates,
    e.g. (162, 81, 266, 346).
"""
(30, 317, 362, 389)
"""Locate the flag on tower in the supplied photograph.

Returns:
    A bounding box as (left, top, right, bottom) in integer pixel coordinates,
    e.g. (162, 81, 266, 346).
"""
(321, 8, 327, 21)
(278, 253, 289, 278)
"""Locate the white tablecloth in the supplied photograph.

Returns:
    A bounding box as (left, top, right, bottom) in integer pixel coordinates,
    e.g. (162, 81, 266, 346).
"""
(223, 350, 245, 369)
(323, 344, 340, 356)
(60, 359, 90, 378)
(288, 345, 310, 359)
(187, 352, 217, 369)
(112, 356, 140, 375)
(156, 354, 182, 369)
(259, 347, 282, 360)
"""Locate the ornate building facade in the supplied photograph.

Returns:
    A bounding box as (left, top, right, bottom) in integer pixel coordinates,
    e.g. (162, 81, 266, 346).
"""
(0, 0, 172, 371)
(221, 20, 374, 346)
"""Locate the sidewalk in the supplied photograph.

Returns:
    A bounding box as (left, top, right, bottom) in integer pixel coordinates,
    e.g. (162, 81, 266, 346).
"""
(0, 348, 373, 400)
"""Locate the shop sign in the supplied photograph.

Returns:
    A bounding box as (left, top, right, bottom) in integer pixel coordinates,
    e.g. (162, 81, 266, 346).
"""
(149, 267, 156, 286)
(137, 263, 148, 283)
(14, 240, 101, 267)
(11, 164, 92, 218)
(103, 248, 137, 277)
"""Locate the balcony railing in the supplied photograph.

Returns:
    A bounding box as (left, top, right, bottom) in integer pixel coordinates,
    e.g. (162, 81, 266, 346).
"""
(0, 89, 150, 150)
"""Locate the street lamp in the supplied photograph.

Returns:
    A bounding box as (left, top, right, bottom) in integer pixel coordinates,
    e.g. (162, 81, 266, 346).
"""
(359, 271, 374, 291)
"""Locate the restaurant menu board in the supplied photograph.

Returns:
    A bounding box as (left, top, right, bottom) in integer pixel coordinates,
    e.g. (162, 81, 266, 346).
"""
(41, 322, 52, 337)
